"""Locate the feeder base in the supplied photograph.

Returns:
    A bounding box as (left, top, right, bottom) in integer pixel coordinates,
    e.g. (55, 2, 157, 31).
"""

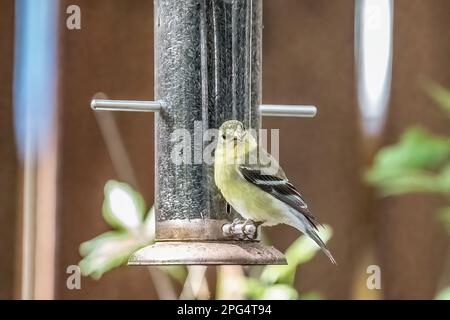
(128, 241, 287, 265)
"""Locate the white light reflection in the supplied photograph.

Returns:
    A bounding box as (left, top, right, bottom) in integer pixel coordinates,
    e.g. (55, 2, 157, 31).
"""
(109, 187, 141, 229)
(355, 0, 394, 136)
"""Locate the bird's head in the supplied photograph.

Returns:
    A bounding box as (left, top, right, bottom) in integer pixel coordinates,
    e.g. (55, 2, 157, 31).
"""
(216, 120, 257, 165)
(218, 120, 246, 147)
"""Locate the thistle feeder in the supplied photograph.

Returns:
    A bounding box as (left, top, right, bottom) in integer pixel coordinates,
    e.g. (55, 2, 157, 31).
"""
(91, 0, 316, 265)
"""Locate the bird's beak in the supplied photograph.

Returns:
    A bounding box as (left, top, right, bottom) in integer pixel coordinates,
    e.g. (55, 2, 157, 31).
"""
(232, 131, 244, 147)
(233, 135, 238, 147)
(236, 130, 245, 142)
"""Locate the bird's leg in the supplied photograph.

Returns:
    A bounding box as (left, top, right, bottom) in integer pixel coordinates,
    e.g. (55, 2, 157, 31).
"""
(226, 203, 231, 215)
(230, 217, 241, 233)
(241, 219, 252, 231)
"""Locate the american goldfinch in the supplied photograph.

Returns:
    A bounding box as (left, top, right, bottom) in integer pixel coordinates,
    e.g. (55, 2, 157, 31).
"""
(214, 120, 336, 264)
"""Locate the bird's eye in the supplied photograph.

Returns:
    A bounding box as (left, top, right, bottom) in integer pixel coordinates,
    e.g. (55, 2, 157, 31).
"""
(222, 134, 226, 140)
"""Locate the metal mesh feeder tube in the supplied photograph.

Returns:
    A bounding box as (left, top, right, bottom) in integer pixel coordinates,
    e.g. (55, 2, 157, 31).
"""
(128, 0, 286, 265)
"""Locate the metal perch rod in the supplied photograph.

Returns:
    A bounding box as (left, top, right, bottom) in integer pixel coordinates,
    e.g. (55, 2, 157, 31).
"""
(90, 99, 164, 112)
(91, 99, 317, 117)
(260, 104, 317, 117)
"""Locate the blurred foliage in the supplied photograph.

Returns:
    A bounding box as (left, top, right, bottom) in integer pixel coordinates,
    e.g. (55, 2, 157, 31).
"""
(78, 180, 186, 282)
(366, 81, 450, 300)
(436, 287, 450, 300)
(366, 128, 450, 196)
(80, 180, 332, 299)
(366, 81, 450, 199)
(241, 226, 333, 300)
(260, 227, 333, 285)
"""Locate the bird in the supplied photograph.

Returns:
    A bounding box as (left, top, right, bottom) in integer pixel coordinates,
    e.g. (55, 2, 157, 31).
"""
(214, 120, 336, 264)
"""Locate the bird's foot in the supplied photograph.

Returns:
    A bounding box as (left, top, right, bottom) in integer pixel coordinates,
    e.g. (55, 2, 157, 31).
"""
(222, 218, 258, 240)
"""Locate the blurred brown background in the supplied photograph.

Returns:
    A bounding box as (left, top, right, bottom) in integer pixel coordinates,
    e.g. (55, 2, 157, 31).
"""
(1, 0, 449, 299)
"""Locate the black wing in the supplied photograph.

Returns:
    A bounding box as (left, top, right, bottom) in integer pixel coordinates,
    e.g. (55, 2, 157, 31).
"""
(238, 166, 318, 229)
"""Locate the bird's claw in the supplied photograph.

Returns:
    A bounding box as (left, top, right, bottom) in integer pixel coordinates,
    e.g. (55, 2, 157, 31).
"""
(222, 219, 258, 240)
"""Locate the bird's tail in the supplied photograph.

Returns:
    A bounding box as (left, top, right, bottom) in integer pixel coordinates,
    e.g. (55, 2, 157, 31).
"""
(306, 228, 337, 265)
(289, 211, 337, 265)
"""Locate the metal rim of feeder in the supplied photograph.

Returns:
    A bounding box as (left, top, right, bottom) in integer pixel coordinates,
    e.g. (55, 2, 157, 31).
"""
(91, 0, 317, 265)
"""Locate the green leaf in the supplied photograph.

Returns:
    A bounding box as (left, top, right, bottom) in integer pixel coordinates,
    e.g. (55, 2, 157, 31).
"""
(260, 284, 299, 300)
(435, 287, 450, 300)
(299, 292, 324, 300)
(79, 231, 127, 257)
(372, 128, 450, 173)
(160, 266, 187, 284)
(102, 180, 147, 230)
(242, 278, 268, 300)
(366, 128, 450, 196)
(369, 171, 438, 196)
(242, 279, 299, 300)
(260, 226, 333, 285)
(79, 179, 157, 280)
(79, 207, 157, 280)
(79, 233, 143, 280)
(424, 80, 450, 116)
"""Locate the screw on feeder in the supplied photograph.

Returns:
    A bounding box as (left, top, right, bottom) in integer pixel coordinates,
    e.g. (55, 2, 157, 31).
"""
(91, 0, 317, 265)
